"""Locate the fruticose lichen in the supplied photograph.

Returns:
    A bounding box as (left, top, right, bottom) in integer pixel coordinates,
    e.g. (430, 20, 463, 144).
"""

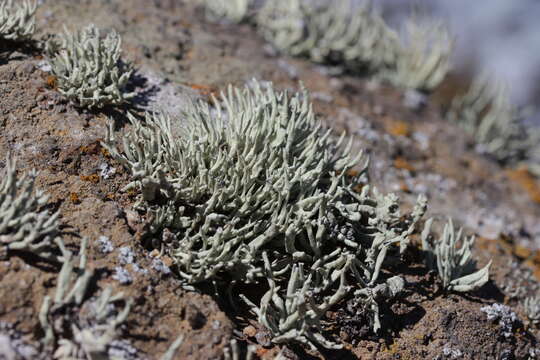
(381, 18, 453, 91)
(422, 218, 491, 292)
(103, 81, 427, 349)
(39, 238, 134, 359)
(46, 24, 135, 109)
(0, 156, 59, 261)
(0, 0, 36, 41)
(256, 0, 451, 91)
(445, 74, 540, 165)
(200, 0, 252, 23)
(524, 296, 540, 327)
(257, 0, 399, 73)
(223, 339, 256, 360)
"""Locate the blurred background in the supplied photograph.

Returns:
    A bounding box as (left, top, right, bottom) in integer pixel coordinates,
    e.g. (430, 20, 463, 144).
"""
(377, 0, 540, 117)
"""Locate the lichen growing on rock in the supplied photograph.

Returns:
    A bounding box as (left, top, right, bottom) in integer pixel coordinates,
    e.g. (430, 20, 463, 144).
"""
(200, 0, 252, 24)
(422, 218, 491, 292)
(257, 0, 399, 72)
(45, 24, 135, 109)
(445, 74, 540, 165)
(39, 238, 134, 359)
(104, 81, 427, 348)
(0, 156, 59, 261)
(0, 0, 36, 41)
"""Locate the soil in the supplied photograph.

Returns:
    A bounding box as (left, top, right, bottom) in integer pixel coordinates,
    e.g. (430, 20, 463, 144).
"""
(0, 1, 539, 359)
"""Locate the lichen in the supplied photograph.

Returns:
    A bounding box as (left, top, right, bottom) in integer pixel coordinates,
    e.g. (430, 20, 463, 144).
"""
(39, 238, 134, 359)
(0, 0, 36, 41)
(0, 156, 59, 261)
(524, 296, 540, 327)
(200, 0, 251, 24)
(257, 0, 399, 72)
(256, 0, 450, 90)
(422, 218, 491, 292)
(45, 24, 135, 109)
(445, 74, 540, 165)
(103, 80, 427, 349)
(380, 18, 453, 91)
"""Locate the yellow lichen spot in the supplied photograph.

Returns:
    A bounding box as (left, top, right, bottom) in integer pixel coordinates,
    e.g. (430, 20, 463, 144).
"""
(506, 167, 540, 204)
(69, 192, 81, 204)
(80, 174, 100, 183)
(394, 157, 415, 172)
(46, 75, 57, 89)
(385, 120, 411, 137)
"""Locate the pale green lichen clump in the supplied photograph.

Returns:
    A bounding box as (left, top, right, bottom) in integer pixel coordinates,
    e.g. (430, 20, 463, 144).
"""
(0, 156, 59, 261)
(104, 81, 428, 349)
(39, 238, 133, 359)
(422, 218, 491, 292)
(257, 0, 399, 72)
(445, 74, 540, 165)
(200, 0, 251, 23)
(46, 24, 135, 109)
(255, 0, 451, 91)
(381, 19, 453, 92)
(0, 0, 36, 41)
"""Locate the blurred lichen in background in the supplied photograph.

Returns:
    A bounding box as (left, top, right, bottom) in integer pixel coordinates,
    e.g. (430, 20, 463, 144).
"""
(0, 0, 36, 41)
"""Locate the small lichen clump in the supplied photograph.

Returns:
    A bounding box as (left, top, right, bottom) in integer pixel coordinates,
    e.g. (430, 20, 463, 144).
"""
(200, 0, 251, 23)
(422, 218, 491, 292)
(445, 74, 540, 165)
(39, 238, 134, 359)
(46, 24, 135, 109)
(257, 0, 399, 73)
(381, 19, 453, 91)
(255, 0, 451, 91)
(0, 0, 36, 41)
(0, 156, 59, 261)
(104, 81, 427, 349)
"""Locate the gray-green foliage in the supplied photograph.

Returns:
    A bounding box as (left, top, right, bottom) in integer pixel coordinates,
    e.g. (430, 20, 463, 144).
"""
(39, 238, 133, 359)
(256, 0, 451, 91)
(46, 24, 134, 109)
(422, 218, 491, 292)
(103, 81, 427, 349)
(0, 0, 36, 41)
(200, 0, 252, 23)
(445, 74, 540, 164)
(0, 156, 59, 261)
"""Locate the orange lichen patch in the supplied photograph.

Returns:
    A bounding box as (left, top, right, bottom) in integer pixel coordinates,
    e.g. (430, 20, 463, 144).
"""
(46, 75, 57, 89)
(188, 83, 219, 98)
(80, 141, 103, 155)
(69, 192, 81, 204)
(399, 181, 410, 193)
(394, 157, 415, 172)
(255, 347, 270, 357)
(100, 147, 111, 158)
(513, 244, 533, 260)
(505, 167, 540, 204)
(80, 174, 99, 183)
(524, 258, 540, 281)
(105, 193, 116, 201)
(385, 119, 410, 137)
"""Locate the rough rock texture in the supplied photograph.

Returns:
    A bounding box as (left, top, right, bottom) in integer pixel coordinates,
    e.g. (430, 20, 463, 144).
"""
(0, 1, 539, 359)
